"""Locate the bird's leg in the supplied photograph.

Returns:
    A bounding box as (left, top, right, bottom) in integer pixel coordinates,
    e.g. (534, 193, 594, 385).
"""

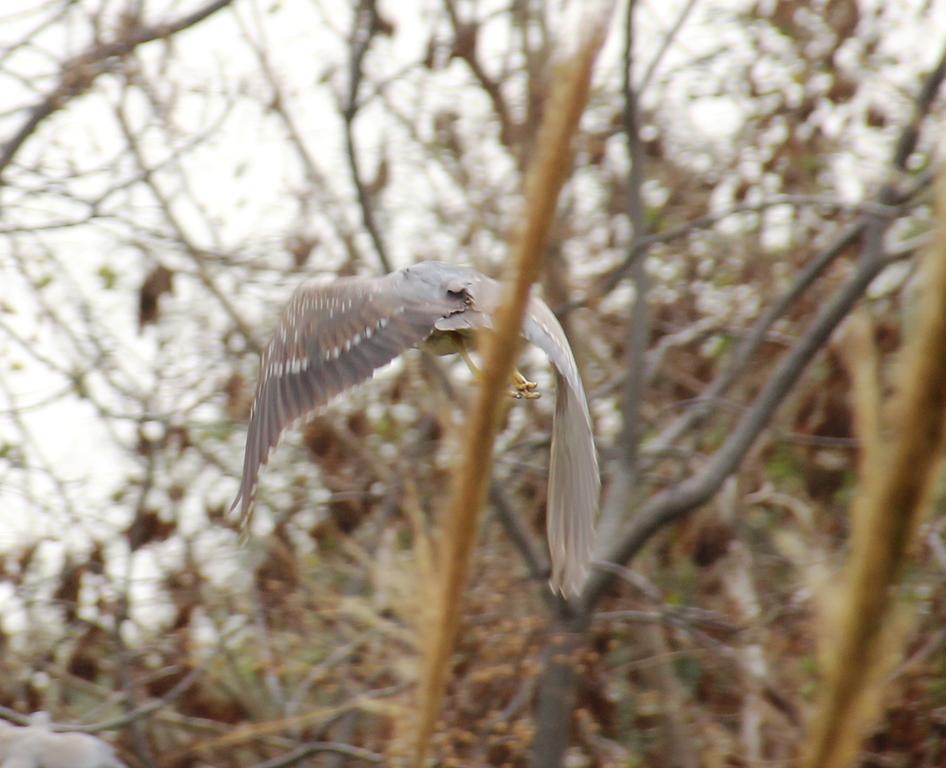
(456, 337, 481, 379)
(456, 336, 540, 399)
(511, 369, 540, 399)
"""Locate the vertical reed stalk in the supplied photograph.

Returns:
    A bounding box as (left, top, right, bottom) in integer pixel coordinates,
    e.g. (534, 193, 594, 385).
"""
(803, 170, 946, 768)
(410, 8, 614, 765)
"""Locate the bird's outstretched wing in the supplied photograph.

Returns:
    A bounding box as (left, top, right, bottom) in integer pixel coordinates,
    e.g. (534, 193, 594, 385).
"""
(230, 272, 468, 529)
(522, 295, 599, 596)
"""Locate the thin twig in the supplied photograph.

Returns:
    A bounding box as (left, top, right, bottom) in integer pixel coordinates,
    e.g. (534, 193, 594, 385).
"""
(343, 0, 392, 273)
(442, 0, 517, 149)
(0, 0, 234, 181)
(637, 0, 698, 96)
(172, 685, 404, 759)
(235, 4, 365, 269)
(251, 740, 385, 767)
(112, 96, 262, 354)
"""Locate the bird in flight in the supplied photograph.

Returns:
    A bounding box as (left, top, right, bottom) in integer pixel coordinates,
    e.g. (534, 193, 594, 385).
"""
(230, 261, 598, 595)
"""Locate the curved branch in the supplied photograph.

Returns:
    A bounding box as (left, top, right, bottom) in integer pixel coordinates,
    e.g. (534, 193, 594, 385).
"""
(891, 42, 946, 172)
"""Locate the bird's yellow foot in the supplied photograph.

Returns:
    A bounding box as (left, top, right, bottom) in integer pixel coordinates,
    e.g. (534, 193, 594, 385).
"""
(510, 370, 540, 399)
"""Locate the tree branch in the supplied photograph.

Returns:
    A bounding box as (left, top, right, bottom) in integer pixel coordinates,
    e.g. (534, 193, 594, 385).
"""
(488, 483, 551, 584)
(647, 218, 864, 454)
(637, 0, 698, 96)
(442, 0, 518, 150)
(252, 740, 384, 767)
(584, 233, 889, 606)
(112, 97, 262, 354)
(590, 195, 905, 307)
(0, 666, 204, 734)
(891, 42, 946, 172)
(619, 0, 650, 473)
(0, 0, 234, 183)
(640, 62, 940, 454)
(343, 0, 392, 273)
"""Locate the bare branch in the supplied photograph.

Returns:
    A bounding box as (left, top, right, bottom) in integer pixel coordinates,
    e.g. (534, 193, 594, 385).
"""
(891, 42, 946, 172)
(618, 0, 650, 473)
(251, 740, 384, 767)
(637, 0, 698, 96)
(343, 0, 392, 273)
(112, 97, 262, 353)
(591, 195, 907, 306)
(0, 0, 234, 182)
(488, 483, 553, 590)
(235, 6, 366, 270)
(645, 132, 936, 457)
(442, 0, 518, 150)
(647, 218, 864, 454)
(585, 234, 890, 607)
(0, 666, 204, 734)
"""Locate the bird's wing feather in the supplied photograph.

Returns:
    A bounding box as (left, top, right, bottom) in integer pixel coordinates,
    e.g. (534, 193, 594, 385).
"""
(521, 295, 599, 596)
(439, 268, 599, 594)
(231, 274, 468, 530)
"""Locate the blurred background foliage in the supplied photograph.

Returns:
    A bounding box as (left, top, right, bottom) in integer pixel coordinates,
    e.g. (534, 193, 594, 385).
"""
(1, 0, 946, 765)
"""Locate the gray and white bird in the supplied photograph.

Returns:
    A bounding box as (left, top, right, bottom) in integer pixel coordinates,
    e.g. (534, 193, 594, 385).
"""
(0, 714, 126, 768)
(230, 261, 599, 595)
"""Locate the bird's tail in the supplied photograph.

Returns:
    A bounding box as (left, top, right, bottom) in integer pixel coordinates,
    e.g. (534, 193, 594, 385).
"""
(547, 372, 599, 596)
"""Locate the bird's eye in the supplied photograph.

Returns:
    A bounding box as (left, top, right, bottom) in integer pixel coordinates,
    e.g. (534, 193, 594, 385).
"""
(445, 279, 468, 296)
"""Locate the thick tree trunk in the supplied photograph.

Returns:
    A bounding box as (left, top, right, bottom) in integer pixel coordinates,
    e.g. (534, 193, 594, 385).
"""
(531, 611, 590, 767)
